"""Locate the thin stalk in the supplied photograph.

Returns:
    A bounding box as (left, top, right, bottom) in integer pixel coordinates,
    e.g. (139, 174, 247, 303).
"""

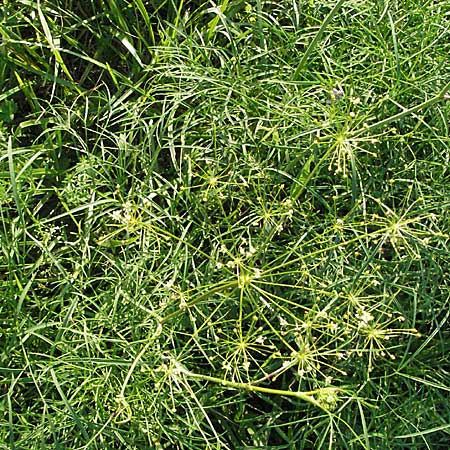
(254, 141, 335, 260)
(161, 280, 238, 324)
(292, 0, 346, 81)
(350, 81, 450, 137)
(256, 0, 266, 64)
(177, 365, 339, 412)
(7, 136, 24, 229)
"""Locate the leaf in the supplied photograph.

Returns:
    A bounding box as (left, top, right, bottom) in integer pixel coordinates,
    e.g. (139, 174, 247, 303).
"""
(0, 99, 17, 123)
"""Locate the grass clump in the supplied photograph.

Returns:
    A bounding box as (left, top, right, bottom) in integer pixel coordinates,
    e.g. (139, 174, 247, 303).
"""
(1, 0, 450, 448)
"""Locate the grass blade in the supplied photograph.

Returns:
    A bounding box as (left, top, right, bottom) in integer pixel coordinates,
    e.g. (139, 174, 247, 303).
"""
(292, 0, 346, 80)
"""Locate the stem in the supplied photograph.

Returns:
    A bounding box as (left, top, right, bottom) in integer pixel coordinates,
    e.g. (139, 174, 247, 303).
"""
(292, 0, 346, 81)
(350, 81, 450, 137)
(178, 366, 338, 412)
(161, 280, 238, 324)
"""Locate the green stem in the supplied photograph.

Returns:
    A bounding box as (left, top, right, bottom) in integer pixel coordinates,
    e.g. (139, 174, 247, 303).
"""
(292, 0, 346, 81)
(350, 81, 450, 137)
(179, 367, 335, 411)
(254, 142, 335, 261)
(161, 280, 238, 324)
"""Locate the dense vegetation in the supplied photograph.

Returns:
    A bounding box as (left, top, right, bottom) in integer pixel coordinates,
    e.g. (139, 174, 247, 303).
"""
(1, 0, 449, 448)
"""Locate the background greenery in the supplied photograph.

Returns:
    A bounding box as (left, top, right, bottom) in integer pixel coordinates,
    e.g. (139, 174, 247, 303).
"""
(1, 0, 449, 448)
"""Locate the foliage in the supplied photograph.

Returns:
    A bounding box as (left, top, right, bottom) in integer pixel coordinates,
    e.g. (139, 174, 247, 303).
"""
(1, 0, 449, 448)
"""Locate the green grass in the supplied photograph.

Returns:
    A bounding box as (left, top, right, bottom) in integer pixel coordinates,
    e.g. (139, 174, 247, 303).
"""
(1, 0, 450, 448)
